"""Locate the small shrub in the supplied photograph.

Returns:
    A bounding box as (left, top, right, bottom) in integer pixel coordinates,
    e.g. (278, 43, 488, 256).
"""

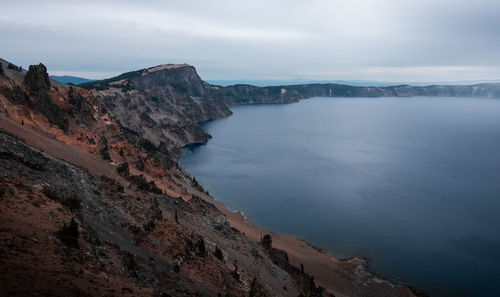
(233, 263, 240, 281)
(7, 63, 22, 72)
(42, 186, 81, 211)
(116, 162, 130, 177)
(56, 218, 79, 247)
(214, 246, 223, 261)
(123, 252, 138, 271)
(261, 234, 272, 250)
(128, 174, 162, 194)
(60, 192, 82, 211)
(195, 238, 206, 257)
(0, 183, 10, 198)
(249, 277, 268, 297)
(120, 80, 136, 92)
(136, 155, 145, 171)
(143, 219, 155, 231)
(140, 138, 158, 152)
(42, 185, 60, 200)
(173, 263, 180, 273)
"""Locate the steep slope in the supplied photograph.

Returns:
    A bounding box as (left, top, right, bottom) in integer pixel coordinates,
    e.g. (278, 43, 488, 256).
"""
(0, 128, 324, 297)
(81, 64, 231, 158)
(0, 58, 429, 297)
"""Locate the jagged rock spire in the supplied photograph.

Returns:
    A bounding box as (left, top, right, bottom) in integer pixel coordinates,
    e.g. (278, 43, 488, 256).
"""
(24, 63, 50, 93)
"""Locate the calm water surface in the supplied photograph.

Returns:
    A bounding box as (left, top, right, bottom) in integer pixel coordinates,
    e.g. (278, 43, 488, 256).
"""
(180, 97, 500, 297)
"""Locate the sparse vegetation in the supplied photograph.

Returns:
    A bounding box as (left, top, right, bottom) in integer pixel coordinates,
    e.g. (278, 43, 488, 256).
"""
(60, 192, 82, 211)
(249, 277, 269, 297)
(79, 69, 142, 90)
(56, 218, 79, 247)
(123, 252, 139, 271)
(136, 155, 145, 171)
(214, 245, 223, 261)
(42, 185, 82, 211)
(0, 184, 6, 198)
(261, 234, 272, 249)
(173, 264, 180, 273)
(196, 238, 206, 257)
(7, 63, 22, 72)
(42, 185, 59, 200)
(128, 174, 163, 194)
(116, 162, 130, 177)
(143, 219, 155, 231)
(191, 176, 205, 192)
(121, 80, 136, 92)
(184, 235, 207, 258)
(140, 138, 158, 152)
(232, 260, 240, 281)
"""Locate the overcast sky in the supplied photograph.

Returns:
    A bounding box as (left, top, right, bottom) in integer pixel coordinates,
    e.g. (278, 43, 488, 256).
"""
(2, 0, 500, 82)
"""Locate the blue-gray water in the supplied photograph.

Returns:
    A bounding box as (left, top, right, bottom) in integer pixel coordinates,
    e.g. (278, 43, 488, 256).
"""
(179, 97, 500, 297)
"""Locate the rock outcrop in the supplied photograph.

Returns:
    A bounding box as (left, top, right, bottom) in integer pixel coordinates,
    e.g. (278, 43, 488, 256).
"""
(80, 63, 500, 162)
(82, 64, 231, 159)
(24, 63, 51, 93)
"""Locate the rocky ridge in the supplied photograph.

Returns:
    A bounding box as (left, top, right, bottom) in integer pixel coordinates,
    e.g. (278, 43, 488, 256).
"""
(80, 62, 500, 159)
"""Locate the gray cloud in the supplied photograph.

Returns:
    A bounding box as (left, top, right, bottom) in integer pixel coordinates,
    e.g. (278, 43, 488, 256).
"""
(1, 0, 500, 81)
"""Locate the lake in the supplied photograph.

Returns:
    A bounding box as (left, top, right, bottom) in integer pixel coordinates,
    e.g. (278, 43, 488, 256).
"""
(179, 97, 500, 297)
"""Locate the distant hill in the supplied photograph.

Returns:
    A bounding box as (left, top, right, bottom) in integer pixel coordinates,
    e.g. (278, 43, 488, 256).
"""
(49, 75, 94, 85)
(207, 79, 500, 87)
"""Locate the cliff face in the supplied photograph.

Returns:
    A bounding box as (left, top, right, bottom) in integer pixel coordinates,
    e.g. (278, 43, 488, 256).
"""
(81, 64, 231, 158)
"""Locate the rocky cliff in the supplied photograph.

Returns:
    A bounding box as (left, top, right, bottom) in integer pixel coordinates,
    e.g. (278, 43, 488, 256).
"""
(80, 63, 500, 160)
(80, 64, 232, 158)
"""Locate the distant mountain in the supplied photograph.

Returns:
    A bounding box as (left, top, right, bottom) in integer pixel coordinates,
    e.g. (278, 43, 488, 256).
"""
(49, 75, 94, 85)
(208, 79, 500, 88)
(207, 79, 395, 87)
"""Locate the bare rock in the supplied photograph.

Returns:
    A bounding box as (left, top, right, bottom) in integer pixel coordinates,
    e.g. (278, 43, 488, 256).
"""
(24, 63, 50, 93)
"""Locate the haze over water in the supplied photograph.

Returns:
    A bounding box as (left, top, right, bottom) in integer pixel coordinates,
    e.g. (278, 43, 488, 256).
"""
(180, 97, 500, 297)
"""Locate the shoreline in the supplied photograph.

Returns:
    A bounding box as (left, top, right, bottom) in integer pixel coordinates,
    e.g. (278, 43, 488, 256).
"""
(178, 140, 425, 297)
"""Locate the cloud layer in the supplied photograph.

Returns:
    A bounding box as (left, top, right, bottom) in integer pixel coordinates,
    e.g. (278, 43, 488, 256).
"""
(2, 0, 500, 81)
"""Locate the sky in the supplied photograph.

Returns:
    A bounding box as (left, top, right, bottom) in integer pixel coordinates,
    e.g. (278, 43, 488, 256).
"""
(2, 0, 500, 82)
